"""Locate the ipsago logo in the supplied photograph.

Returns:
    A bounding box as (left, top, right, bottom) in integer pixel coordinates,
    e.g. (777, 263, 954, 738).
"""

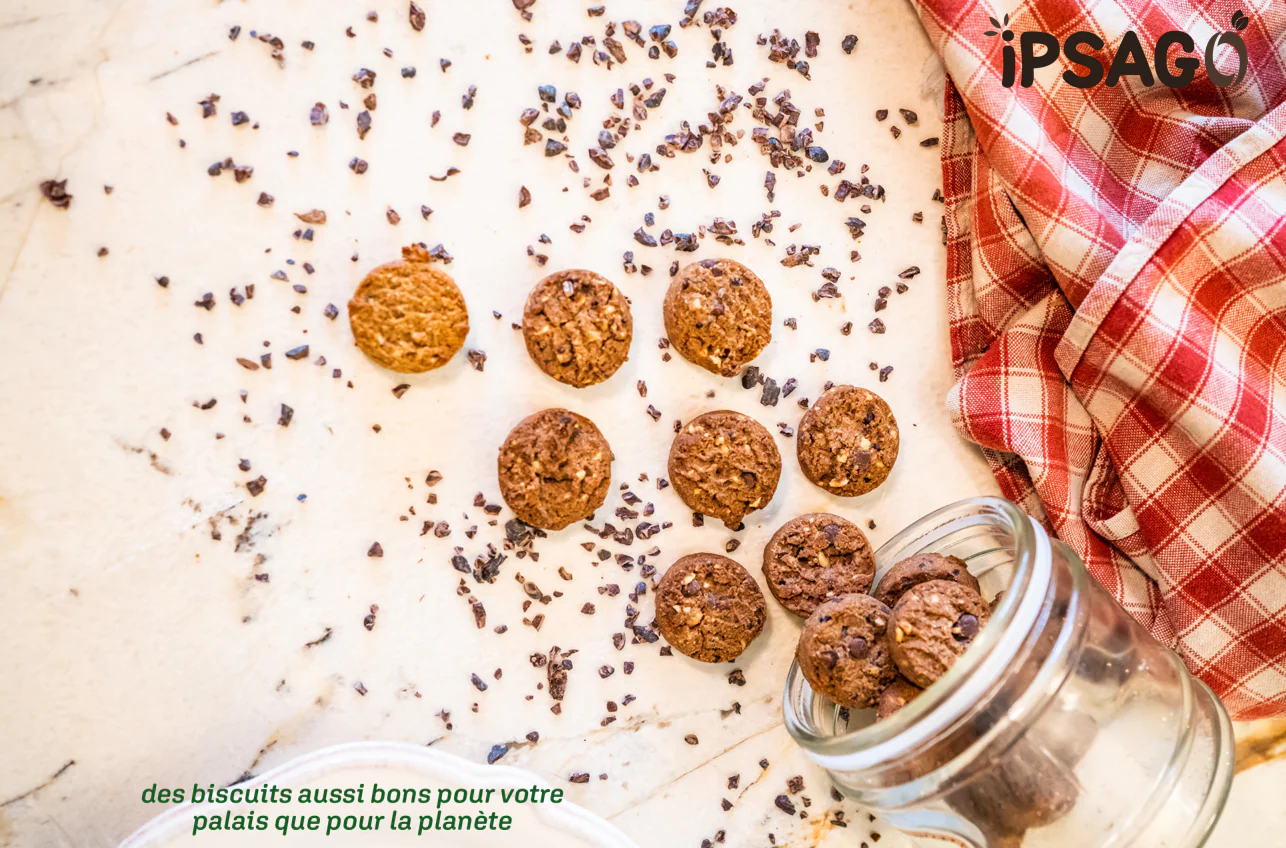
(988, 10, 1250, 88)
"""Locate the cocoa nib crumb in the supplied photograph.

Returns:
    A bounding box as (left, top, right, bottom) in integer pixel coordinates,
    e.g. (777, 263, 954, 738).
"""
(199, 93, 220, 118)
(467, 349, 487, 371)
(547, 646, 569, 700)
(409, 1, 425, 31)
(40, 179, 72, 209)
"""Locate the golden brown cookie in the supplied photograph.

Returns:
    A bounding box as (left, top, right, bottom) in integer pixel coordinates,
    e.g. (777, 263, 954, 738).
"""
(668, 410, 781, 529)
(871, 552, 980, 607)
(796, 594, 898, 710)
(347, 244, 469, 373)
(762, 513, 875, 617)
(796, 385, 899, 496)
(522, 269, 632, 387)
(663, 259, 772, 377)
(655, 553, 767, 663)
(888, 580, 990, 688)
(497, 409, 613, 531)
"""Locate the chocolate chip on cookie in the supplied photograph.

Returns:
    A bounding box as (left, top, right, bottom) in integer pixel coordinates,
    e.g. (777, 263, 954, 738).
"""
(888, 579, 990, 688)
(876, 676, 923, 720)
(796, 385, 899, 496)
(762, 513, 875, 617)
(348, 244, 469, 372)
(663, 258, 772, 377)
(497, 409, 613, 531)
(871, 552, 979, 607)
(668, 410, 781, 529)
(655, 553, 767, 663)
(796, 594, 898, 710)
(522, 269, 632, 387)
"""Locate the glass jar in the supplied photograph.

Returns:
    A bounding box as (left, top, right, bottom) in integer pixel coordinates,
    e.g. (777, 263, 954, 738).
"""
(784, 496, 1235, 847)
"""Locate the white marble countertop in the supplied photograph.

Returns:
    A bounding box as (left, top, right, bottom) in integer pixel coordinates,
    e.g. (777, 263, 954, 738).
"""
(0, 0, 1281, 846)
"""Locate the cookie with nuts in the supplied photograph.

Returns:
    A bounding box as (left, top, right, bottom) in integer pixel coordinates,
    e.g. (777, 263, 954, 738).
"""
(888, 579, 990, 688)
(663, 258, 772, 377)
(655, 553, 767, 663)
(796, 385, 899, 497)
(795, 593, 898, 709)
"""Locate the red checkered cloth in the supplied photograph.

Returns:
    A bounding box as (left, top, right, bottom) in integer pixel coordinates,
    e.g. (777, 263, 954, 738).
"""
(910, 0, 1286, 718)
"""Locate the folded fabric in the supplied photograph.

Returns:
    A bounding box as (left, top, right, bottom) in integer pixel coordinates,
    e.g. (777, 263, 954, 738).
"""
(911, 0, 1286, 718)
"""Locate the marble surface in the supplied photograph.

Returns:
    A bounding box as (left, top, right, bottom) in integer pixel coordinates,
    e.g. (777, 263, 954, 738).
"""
(0, 1, 1281, 846)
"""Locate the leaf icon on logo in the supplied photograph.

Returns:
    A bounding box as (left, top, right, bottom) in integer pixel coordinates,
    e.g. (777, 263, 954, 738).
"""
(1231, 10, 1249, 31)
(989, 16, 1002, 27)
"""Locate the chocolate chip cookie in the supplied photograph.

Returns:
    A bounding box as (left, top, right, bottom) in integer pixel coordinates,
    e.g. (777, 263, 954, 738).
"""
(762, 513, 875, 617)
(522, 269, 632, 387)
(655, 553, 767, 663)
(871, 552, 979, 607)
(668, 410, 781, 529)
(796, 594, 898, 710)
(876, 676, 923, 720)
(497, 409, 613, 531)
(663, 259, 772, 377)
(348, 244, 470, 373)
(796, 385, 899, 496)
(888, 580, 990, 688)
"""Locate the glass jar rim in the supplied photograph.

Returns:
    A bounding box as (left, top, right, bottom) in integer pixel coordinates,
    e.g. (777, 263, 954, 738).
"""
(782, 496, 1048, 766)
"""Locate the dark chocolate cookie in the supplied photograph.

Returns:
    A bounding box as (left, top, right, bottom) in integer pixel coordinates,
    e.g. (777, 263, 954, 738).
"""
(348, 244, 470, 373)
(796, 385, 899, 496)
(655, 553, 767, 662)
(950, 740, 1079, 840)
(522, 269, 632, 387)
(663, 259, 772, 377)
(497, 409, 613, 531)
(762, 513, 875, 617)
(871, 552, 979, 607)
(876, 676, 923, 720)
(796, 594, 898, 710)
(668, 410, 781, 529)
(888, 580, 990, 688)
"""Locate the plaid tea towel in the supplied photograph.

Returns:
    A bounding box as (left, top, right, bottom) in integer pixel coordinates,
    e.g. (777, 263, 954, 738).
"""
(910, 0, 1286, 718)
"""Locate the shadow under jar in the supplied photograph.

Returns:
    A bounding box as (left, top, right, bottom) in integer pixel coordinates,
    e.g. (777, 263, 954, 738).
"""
(784, 497, 1235, 848)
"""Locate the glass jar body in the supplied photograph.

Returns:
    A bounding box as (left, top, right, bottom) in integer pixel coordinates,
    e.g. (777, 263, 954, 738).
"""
(784, 497, 1235, 848)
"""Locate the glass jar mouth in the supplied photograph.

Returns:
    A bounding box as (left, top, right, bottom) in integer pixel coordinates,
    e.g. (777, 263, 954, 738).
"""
(782, 496, 1045, 764)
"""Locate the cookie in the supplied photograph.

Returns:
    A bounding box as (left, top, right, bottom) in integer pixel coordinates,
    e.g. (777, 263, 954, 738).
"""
(668, 410, 781, 529)
(871, 552, 979, 607)
(348, 244, 470, 373)
(888, 580, 990, 688)
(796, 594, 898, 710)
(762, 513, 875, 617)
(655, 553, 767, 662)
(876, 676, 923, 720)
(951, 742, 1079, 840)
(497, 409, 613, 531)
(796, 385, 899, 496)
(663, 258, 772, 377)
(522, 269, 632, 387)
